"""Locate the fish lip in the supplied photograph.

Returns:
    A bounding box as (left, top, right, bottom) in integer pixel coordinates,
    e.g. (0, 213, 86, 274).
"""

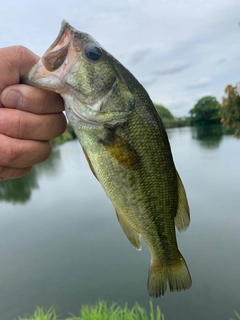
(41, 20, 79, 74)
(44, 20, 75, 54)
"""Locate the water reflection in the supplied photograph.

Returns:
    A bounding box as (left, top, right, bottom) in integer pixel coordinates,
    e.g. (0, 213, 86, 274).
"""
(0, 125, 229, 203)
(0, 147, 61, 204)
(0, 170, 38, 203)
(0, 127, 239, 320)
(191, 125, 223, 149)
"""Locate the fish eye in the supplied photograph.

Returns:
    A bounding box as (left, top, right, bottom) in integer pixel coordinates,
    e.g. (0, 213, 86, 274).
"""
(85, 45, 102, 61)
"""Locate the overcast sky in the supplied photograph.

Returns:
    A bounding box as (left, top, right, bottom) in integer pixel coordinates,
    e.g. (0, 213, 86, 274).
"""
(1, 0, 240, 116)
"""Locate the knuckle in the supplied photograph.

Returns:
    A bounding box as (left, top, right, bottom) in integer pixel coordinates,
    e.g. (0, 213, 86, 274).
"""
(4, 45, 27, 69)
(15, 113, 25, 139)
(14, 45, 27, 61)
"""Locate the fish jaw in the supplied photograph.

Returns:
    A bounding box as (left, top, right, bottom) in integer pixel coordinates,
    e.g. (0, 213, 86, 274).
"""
(22, 20, 130, 126)
(22, 21, 80, 94)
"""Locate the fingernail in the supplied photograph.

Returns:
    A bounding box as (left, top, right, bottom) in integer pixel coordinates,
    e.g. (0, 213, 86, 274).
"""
(5, 90, 23, 109)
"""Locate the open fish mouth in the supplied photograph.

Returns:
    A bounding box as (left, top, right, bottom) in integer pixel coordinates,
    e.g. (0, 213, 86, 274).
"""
(21, 21, 80, 93)
(22, 20, 127, 126)
(45, 20, 73, 54)
(41, 21, 75, 73)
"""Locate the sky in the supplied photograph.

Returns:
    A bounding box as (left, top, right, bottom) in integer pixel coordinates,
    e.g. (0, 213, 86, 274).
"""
(1, 0, 240, 117)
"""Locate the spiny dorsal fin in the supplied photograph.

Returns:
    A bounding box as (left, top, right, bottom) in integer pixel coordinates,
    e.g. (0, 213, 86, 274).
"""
(115, 209, 142, 250)
(174, 171, 190, 232)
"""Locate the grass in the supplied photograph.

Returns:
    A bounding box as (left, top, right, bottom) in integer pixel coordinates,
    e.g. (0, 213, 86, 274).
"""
(16, 301, 164, 320)
(230, 311, 240, 320)
(15, 301, 240, 320)
(16, 306, 57, 320)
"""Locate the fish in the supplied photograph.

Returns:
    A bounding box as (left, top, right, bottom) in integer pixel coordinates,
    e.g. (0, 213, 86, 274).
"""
(21, 21, 192, 297)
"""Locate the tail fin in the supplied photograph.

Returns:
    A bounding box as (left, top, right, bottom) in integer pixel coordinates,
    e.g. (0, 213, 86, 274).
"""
(147, 253, 192, 298)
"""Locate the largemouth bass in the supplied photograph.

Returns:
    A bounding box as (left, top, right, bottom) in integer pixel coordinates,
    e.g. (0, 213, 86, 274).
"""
(22, 21, 192, 297)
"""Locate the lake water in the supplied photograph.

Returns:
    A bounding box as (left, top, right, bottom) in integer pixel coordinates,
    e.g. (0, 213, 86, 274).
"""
(0, 126, 239, 320)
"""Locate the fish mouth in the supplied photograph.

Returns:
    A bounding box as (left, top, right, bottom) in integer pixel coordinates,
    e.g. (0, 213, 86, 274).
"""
(21, 20, 79, 93)
(41, 20, 75, 73)
(46, 20, 74, 54)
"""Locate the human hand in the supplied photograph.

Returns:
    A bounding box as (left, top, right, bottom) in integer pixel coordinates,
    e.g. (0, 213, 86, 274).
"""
(0, 46, 66, 180)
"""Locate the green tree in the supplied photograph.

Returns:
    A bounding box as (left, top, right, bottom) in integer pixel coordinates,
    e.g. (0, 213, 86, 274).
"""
(218, 84, 240, 136)
(154, 104, 174, 120)
(189, 96, 220, 125)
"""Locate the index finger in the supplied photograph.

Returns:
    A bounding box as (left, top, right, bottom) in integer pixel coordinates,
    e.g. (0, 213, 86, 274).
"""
(0, 46, 38, 92)
(1, 84, 64, 114)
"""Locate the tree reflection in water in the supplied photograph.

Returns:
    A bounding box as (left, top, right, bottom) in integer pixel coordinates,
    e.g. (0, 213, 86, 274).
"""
(191, 125, 223, 149)
(0, 147, 61, 204)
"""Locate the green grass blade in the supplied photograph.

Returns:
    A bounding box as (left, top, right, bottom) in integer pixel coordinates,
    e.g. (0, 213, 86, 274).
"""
(16, 306, 57, 320)
(229, 311, 240, 320)
(15, 301, 166, 320)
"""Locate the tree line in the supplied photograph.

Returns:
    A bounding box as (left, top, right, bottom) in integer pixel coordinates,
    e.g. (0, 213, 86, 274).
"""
(156, 83, 240, 136)
(52, 83, 240, 145)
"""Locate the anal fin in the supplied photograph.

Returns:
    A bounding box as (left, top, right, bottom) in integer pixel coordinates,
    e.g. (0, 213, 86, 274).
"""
(115, 209, 142, 250)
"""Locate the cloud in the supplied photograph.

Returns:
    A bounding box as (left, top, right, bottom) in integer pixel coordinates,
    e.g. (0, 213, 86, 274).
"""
(155, 63, 190, 76)
(216, 58, 226, 64)
(128, 49, 150, 65)
(2, 0, 240, 119)
(187, 77, 212, 89)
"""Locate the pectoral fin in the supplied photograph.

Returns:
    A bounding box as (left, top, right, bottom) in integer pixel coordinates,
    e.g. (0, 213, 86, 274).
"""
(174, 171, 190, 232)
(99, 130, 140, 170)
(115, 209, 142, 250)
